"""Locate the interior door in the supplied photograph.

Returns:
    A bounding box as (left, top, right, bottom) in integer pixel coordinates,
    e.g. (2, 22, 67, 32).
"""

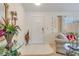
(29, 16, 44, 44)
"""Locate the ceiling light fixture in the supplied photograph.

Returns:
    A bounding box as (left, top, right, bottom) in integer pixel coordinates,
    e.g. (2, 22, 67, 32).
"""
(34, 3, 41, 6)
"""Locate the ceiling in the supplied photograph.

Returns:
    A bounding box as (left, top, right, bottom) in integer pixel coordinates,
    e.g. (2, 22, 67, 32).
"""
(22, 3, 79, 12)
(0, 3, 79, 12)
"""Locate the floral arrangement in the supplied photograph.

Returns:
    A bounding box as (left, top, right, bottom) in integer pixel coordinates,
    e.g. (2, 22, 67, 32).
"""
(0, 13, 22, 56)
(66, 32, 79, 48)
(65, 32, 79, 56)
(0, 3, 21, 56)
(0, 11, 20, 45)
(66, 32, 76, 41)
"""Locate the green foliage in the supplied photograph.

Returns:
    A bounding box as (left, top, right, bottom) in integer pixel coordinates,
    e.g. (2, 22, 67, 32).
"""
(5, 24, 20, 34)
(0, 43, 22, 56)
(68, 32, 78, 35)
(0, 24, 5, 29)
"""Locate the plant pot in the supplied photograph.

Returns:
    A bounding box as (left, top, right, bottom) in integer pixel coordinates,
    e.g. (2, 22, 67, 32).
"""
(5, 33, 14, 50)
(6, 39, 13, 50)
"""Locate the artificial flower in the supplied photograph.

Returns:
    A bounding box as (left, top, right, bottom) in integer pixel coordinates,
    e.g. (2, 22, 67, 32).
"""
(0, 29, 5, 37)
(66, 34, 76, 41)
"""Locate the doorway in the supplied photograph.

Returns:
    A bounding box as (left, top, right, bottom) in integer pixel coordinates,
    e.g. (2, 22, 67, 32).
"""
(28, 16, 44, 44)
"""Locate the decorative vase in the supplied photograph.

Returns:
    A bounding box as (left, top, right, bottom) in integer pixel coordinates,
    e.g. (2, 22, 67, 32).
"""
(5, 33, 14, 50)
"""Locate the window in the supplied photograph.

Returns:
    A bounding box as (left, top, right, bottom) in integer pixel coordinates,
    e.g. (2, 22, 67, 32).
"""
(62, 16, 79, 32)
(63, 16, 79, 25)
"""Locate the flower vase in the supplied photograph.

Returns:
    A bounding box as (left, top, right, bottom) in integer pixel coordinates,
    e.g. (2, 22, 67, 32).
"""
(5, 33, 14, 50)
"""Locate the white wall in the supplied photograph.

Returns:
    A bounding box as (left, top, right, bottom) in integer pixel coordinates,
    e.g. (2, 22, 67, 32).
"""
(25, 11, 79, 33)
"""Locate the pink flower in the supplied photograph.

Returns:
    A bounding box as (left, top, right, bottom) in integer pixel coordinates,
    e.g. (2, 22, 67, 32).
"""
(0, 29, 5, 37)
(66, 34, 76, 41)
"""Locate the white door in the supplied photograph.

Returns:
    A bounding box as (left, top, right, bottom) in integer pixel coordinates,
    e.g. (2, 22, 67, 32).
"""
(29, 16, 44, 44)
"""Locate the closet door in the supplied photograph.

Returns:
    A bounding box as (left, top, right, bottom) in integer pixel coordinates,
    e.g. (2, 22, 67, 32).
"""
(29, 16, 44, 44)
